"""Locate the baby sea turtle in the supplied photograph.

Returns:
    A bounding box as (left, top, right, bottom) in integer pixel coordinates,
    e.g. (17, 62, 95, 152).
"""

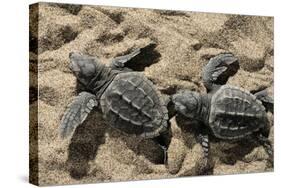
(59, 44, 170, 163)
(172, 53, 273, 168)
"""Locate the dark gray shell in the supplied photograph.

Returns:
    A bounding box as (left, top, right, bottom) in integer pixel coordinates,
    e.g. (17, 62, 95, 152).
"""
(100, 72, 168, 138)
(209, 85, 267, 139)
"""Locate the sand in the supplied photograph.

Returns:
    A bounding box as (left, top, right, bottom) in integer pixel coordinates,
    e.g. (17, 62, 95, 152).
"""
(29, 2, 274, 186)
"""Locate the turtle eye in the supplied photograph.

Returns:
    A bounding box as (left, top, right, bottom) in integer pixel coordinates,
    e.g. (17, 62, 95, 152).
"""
(189, 96, 198, 110)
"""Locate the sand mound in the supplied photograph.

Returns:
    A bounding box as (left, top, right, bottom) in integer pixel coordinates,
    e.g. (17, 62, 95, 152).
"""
(29, 3, 274, 186)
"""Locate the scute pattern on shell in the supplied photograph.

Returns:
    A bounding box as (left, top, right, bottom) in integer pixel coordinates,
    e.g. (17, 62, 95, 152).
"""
(100, 72, 169, 138)
(209, 85, 267, 139)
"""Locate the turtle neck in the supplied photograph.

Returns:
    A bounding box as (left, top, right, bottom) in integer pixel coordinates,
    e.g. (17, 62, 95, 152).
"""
(86, 63, 121, 99)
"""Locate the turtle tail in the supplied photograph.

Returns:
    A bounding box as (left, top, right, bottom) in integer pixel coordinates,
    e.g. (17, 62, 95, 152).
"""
(256, 134, 274, 168)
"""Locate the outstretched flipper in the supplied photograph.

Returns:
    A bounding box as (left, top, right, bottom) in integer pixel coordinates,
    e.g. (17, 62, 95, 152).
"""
(111, 43, 157, 69)
(202, 53, 239, 92)
(111, 49, 141, 69)
(197, 133, 212, 174)
(254, 89, 274, 113)
(59, 92, 98, 139)
(198, 133, 210, 160)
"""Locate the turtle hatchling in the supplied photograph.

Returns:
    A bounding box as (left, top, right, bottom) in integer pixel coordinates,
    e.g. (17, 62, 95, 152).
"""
(172, 53, 274, 168)
(59, 44, 171, 163)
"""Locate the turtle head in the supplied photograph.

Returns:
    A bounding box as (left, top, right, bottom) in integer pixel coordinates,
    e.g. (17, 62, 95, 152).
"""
(172, 90, 201, 119)
(69, 52, 101, 86)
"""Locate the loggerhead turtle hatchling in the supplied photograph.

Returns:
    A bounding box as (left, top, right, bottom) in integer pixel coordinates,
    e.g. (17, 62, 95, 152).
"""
(172, 53, 274, 169)
(59, 44, 171, 163)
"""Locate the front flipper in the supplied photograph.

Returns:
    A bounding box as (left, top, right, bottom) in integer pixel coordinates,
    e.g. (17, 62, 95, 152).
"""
(202, 53, 239, 92)
(253, 89, 274, 113)
(59, 92, 98, 139)
(111, 48, 141, 69)
(110, 43, 157, 69)
(197, 133, 212, 174)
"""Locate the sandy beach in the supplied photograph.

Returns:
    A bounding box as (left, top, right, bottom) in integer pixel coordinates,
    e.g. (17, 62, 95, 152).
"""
(29, 3, 274, 186)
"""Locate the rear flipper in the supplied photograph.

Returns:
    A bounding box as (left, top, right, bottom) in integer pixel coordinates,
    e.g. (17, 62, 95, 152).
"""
(253, 89, 274, 113)
(152, 131, 171, 164)
(255, 134, 273, 167)
(59, 92, 98, 139)
(202, 53, 239, 92)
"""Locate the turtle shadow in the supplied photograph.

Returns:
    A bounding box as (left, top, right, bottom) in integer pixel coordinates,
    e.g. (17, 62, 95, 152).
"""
(66, 113, 107, 180)
(174, 115, 201, 147)
(174, 115, 259, 171)
(123, 43, 161, 71)
(216, 139, 258, 165)
(107, 128, 167, 165)
(66, 97, 170, 179)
